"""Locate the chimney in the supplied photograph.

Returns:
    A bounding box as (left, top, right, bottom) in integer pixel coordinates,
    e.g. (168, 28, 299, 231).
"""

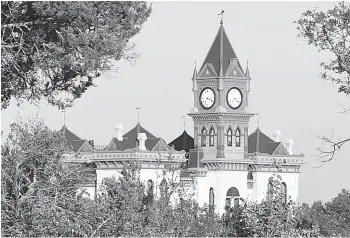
(137, 133, 147, 150)
(273, 130, 281, 142)
(114, 124, 124, 141)
(287, 138, 294, 155)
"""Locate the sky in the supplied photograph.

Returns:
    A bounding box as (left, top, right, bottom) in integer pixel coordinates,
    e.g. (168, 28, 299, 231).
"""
(1, 1, 349, 204)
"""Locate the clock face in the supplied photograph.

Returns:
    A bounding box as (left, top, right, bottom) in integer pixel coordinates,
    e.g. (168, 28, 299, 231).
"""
(227, 87, 242, 109)
(200, 87, 215, 109)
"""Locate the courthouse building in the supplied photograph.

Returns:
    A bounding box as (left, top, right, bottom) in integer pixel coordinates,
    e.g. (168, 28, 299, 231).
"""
(62, 20, 305, 214)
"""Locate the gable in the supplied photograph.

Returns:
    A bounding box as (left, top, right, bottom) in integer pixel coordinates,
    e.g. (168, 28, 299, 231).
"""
(152, 139, 170, 152)
(105, 139, 122, 151)
(78, 141, 94, 153)
(226, 61, 246, 78)
(198, 64, 218, 78)
(272, 143, 289, 156)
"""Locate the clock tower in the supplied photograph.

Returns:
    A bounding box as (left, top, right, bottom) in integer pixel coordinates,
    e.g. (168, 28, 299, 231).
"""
(187, 20, 256, 213)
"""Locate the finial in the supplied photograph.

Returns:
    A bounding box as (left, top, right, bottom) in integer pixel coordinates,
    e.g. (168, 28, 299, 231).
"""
(218, 10, 224, 24)
(192, 61, 197, 79)
(246, 60, 251, 79)
(136, 107, 141, 123)
(182, 115, 187, 131)
(62, 109, 66, 125)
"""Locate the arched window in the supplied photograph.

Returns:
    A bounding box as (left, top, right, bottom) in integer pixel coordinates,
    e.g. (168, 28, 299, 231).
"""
(267, 181, 273, 201)
(281, 182, 287, 204)
(209, 127, 215, 146)
(235, 128, 241, 147)
(226, 187, 240, 208)
(247, 170, 253, 189)
(227, 128, 232, 146)
(143, 179, 154, 207)
(160, 179, 168, 199)
(201, 127, 207, 147)
(209, 187, 214, 206)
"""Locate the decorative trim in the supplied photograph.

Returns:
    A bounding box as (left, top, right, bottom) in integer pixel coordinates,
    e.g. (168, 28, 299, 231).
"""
(224, 80, 246, 87)
(189, 113, 255, 122)
(197, 79, 219, 85)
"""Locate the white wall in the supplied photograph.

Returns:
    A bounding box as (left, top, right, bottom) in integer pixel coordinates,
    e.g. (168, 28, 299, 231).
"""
(95, 166, 180, 200)
(195, 170, 300, 214)
(196, 170, 250, 214)
(254, 172, 300, 202)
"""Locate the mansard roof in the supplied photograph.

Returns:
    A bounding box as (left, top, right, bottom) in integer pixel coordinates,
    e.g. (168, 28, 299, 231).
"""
(200, 22, 244, 76)
(248, 127, 288, 156)
(168, 130, 194, 153)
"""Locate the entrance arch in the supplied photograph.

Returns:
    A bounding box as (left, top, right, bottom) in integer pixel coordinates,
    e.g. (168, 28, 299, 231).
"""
(225, 187, 240, 208)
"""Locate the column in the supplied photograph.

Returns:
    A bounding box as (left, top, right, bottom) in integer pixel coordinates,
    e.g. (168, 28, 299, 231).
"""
(244, 126, 248, 158)
(194, 125, 199, 149)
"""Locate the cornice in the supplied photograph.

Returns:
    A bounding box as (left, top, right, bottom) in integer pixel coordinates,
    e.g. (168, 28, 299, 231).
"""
(188, 112, 255, 122)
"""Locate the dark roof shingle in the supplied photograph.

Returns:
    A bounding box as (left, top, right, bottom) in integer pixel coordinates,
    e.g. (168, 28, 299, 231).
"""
(200, 23, 243, 75)
(168, 130, 194, 153)
(248, 128, 288, 155)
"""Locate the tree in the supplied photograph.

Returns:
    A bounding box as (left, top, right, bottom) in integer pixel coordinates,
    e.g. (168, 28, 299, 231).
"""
(1, 118, 93, 236)
(295, 2, 350, 163)
(1, 1, 152, 109)
(222, 175, 320, 237)
(297, 189, 350, 237)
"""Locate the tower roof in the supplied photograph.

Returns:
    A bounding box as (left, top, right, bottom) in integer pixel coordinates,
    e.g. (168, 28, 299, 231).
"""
(200, 22, 244, 75)
(168, 130, 194, 153)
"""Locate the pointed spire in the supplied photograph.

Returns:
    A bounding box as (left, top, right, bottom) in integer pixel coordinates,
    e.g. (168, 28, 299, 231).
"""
(246, 61, 251, 79)
(192, 61, 197, 80)
(199, 20, 242, 76)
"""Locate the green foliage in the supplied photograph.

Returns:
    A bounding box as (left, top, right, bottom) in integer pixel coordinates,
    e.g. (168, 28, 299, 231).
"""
(295, 2, 350, 96)
(1, 1, 152, 109)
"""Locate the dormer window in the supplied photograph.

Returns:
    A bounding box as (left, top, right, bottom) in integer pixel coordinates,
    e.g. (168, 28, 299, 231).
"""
(209, 127, 215, 146)
(235, 128, 241, 147)
(227, 128, 232, 146)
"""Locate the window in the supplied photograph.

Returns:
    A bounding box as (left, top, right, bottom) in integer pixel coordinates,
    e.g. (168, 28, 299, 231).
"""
(160, 179, 168, 198)
(235, 128, 241, 147)
(267, 182, 273, 201)
(281, 182, 287, 204)
(143, 179, 154, 206)
(209, 187, 214, 206)
(201, 127, 207, 147)
(209, 127, 215, 146)
(226, 187, 240, 208)
(227, 128, 232, 146)
(233, 198, 240, 207)
(247, 170, 253, 189)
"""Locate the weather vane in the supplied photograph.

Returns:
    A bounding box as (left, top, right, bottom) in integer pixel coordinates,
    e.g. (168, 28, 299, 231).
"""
(218, 10, 224, 23)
